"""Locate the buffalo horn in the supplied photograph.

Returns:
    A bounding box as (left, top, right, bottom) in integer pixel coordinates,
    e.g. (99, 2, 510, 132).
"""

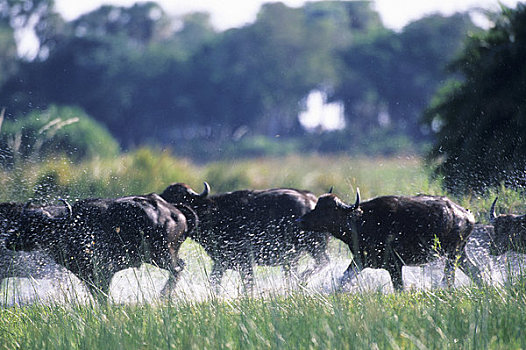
(200, 182, 210, 197)
(354, 187, 361, 208)
(328, 186, 333, 194)
(489, 197, 498, 225)
(58, 198, 73, 219)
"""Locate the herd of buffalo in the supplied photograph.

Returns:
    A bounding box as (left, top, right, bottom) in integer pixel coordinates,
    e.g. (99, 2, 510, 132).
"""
(1, 182, 525, 298)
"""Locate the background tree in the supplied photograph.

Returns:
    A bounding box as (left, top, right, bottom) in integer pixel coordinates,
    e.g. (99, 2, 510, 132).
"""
(0, 22, 17, 85)
(0, 1, 482, 158)
(334, 13, 478, 140)
(424, 3, 526, 194)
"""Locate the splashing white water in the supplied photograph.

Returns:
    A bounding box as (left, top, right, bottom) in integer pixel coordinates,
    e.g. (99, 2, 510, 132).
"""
(1, 225, 524, 307)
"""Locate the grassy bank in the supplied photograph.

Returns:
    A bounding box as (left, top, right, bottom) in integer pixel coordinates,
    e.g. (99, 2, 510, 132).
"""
(2, 283, 526, 349)
(0, 149, 436, 202)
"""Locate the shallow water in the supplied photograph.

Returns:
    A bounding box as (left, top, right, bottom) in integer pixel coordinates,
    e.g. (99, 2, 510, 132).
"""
(1, 225, 524, 307)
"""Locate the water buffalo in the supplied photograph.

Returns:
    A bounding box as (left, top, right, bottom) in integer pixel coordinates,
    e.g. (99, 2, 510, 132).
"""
(5, 193, 197, 296)
(160, 182, 330, 290)
(298, 189, 482, 290)
(488, 197, 526, 255)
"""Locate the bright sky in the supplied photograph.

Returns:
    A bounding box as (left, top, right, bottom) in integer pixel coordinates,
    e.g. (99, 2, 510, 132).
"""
(54, 0, 523, 31)
(16, 0, 519, 58)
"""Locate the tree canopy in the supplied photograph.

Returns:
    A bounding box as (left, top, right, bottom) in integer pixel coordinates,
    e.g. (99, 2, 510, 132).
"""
(0, 0, 481, 160)
(424, 3, 526, 194)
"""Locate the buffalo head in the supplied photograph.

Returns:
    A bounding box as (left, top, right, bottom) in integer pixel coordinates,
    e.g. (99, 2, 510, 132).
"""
(299, 188, 361, 233)
(488, 197, 526, 255)
(161, 182, 210, 205)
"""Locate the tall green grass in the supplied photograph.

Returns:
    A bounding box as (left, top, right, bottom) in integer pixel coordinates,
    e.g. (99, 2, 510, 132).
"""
(2, 284, 526, 349)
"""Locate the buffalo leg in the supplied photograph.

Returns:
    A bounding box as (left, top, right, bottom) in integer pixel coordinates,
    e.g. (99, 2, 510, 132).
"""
(442, 256, 456, 288)
(341, 259, 362, 286)
(160, 258, 186, 297)
(458, 249, 483, 286)
(301, 250, 330, 280)
(239, 260, 255, 294)
(210, 262, 226, 290)
(301, 235, 330, 280)
(282, 261, 298, 280)
(389, 265, 404, 291)
(340, 244, 363, 287)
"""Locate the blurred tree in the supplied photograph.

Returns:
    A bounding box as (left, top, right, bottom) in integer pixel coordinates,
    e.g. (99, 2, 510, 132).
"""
(0, 0, 63, 59)
(0, 0, 482, 158)
(185, 1, 381, 139)
(335, 13, 477, 140)
(172, 12, 215, 58)
(69, 2, 171, 46)
(0, 2, 200, 146)
(424, 4, 526, 194)
(0, 0, 55, 31)
(0, 23, 17, 85)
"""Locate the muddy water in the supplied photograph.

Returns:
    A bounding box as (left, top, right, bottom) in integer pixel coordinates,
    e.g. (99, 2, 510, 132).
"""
(0, 225, 523, 306)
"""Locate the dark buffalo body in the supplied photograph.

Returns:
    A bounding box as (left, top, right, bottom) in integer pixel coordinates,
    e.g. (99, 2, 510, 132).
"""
(0, 201, 72, 280)
(299, 192, 480, 290)
(5, 194, 196, 295)
(489, 197, 526, 255)
(161, 183, 330, 288)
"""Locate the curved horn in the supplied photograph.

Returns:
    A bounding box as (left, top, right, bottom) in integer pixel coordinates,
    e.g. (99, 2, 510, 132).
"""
(354, 187, 360, 208)
(328, 186, 333, 194)
(489, 197, 498, 225)
(58, 198, 72, 219)
(200, 182, 210, 198)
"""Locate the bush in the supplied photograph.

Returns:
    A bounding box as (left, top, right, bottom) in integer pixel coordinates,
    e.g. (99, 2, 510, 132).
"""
(0, 105, 120, 165)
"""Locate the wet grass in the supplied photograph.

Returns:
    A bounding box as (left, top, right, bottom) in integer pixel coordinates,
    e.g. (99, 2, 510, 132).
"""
(2, 283, 526, 349)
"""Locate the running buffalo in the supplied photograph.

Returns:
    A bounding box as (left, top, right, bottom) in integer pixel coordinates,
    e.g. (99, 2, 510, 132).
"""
(298, 189, 482, 290)
(488, 197, 526, 255)
(5, 194, 197, 296)
(160, 182, 330, 290)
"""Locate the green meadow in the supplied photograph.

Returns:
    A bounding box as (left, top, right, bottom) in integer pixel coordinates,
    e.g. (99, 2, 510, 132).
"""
(1, 151, 526, 349)
(2, 285, 526, 349)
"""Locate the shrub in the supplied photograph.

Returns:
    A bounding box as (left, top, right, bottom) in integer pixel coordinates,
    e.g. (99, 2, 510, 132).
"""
(0, 105, 120, 165)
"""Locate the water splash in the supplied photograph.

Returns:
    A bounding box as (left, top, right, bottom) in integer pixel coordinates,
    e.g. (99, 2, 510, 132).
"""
(1, 226, 525, 306)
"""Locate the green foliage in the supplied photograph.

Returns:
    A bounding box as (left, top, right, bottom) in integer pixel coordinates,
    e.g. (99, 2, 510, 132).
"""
(425, 3, 526, 194)
(0, 105, 119, 165)
(0, 24, 17, 85)
(0, 1, 486, 159)
(335, 13, 479, 141)
(0, 152, 438, 204)
(204, 163, 252, 194)
(222, 136, 301, 158)
(69, 2, 171, 45)
(0, 147, 203, 202)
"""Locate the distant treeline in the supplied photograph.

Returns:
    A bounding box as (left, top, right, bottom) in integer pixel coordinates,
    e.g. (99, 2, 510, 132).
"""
(2, 1, 526, 196)
(0, 0, 478, 156)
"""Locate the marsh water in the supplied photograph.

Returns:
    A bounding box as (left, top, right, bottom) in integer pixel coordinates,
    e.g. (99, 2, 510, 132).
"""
(0, 226, 523, 306)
